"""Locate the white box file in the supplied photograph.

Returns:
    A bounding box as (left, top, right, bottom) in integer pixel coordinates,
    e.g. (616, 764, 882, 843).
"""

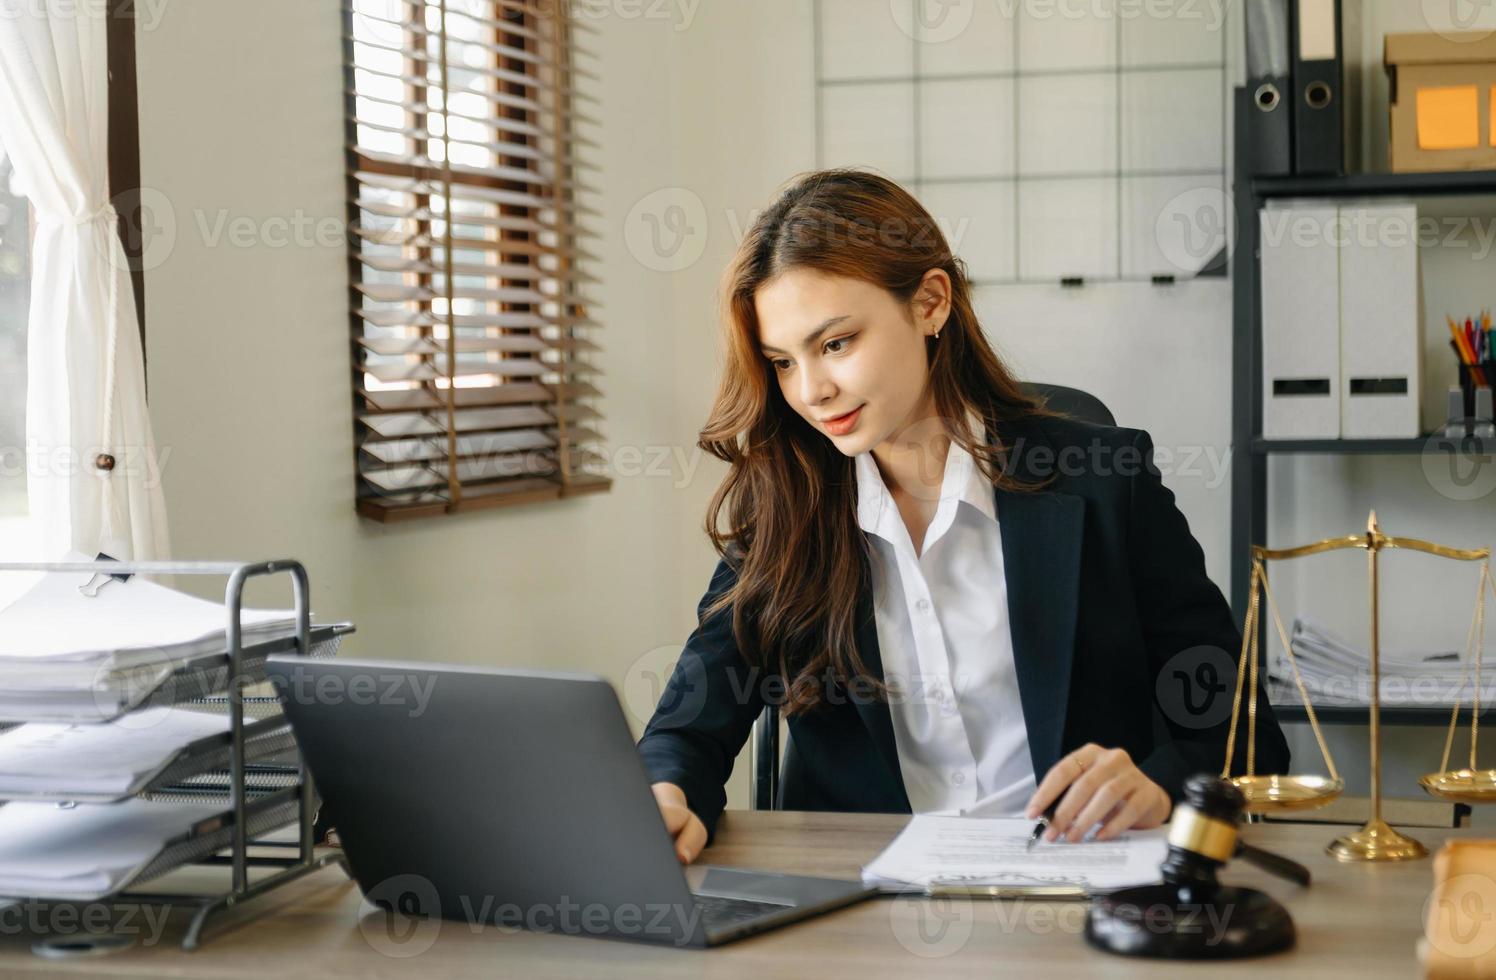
(1338, 202, 1422, 438)
(1260, 203, 1342, 439)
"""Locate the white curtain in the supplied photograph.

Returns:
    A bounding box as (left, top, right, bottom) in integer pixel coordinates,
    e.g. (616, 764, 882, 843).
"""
(0, 0, 169, 561)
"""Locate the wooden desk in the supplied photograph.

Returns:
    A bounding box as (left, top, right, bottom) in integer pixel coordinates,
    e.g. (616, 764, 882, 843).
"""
(0, 811, 1471, 978)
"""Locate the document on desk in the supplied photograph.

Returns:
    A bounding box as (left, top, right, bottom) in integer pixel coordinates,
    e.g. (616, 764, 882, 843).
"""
(861, 815, 1169, 894)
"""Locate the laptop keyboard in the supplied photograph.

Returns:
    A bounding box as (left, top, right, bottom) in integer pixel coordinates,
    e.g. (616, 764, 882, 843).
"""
(692, 893, 796, 928)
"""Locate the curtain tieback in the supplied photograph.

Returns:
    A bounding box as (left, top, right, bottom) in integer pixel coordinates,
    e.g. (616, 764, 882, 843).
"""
(73, 201, 117, 226)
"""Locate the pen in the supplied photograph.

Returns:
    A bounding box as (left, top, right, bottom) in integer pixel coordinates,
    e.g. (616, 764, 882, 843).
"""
(1026, 799, 1059, 851)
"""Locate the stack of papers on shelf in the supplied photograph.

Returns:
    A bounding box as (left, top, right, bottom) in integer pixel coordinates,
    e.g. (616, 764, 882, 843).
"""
(0, 570, 295, 723)
(1267, 618, 1490, 707)
(861, 815, 1168, 895)
(0, 708, 230, 799)
(0, 797, 236, 900)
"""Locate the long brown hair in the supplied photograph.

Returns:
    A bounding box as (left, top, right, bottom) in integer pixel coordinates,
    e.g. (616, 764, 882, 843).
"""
(699, 169, 1049, 715)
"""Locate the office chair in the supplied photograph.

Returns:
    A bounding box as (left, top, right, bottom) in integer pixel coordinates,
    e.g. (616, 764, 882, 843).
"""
(750, 382, 1117, 810)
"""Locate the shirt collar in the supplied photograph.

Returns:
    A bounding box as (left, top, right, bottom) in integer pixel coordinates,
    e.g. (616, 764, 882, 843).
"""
(855, 417, 996, 537)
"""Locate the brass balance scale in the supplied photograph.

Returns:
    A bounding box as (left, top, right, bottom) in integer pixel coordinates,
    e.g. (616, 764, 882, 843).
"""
(1222, 512, 1495, 862)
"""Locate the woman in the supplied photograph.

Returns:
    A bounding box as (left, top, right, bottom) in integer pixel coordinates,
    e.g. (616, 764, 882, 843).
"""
(638, 169, 1289, 865)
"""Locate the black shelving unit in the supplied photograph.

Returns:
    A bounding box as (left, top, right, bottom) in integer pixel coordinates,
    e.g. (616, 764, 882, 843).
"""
(1228, 86, 1496, 620)
(1254, 168, 1496, 199)
(1252, 436, 1495, 455)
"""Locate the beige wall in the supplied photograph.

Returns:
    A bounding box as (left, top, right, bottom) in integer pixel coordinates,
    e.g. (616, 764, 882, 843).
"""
(138, 5, 707, 713)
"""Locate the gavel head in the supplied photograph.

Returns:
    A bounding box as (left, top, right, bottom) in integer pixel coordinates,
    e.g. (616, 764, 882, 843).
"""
(1184, 773, 1248, 822)
(1159, 775, 1247, 889)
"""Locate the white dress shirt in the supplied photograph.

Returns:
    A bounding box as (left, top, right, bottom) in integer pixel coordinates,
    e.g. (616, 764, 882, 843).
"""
(854, 427, 1036, 815)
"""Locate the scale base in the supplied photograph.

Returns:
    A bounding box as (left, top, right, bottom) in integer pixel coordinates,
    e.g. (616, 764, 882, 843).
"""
(1326, 819, 1428, 863)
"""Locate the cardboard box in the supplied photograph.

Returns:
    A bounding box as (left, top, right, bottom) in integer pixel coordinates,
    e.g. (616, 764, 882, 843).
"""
(1385, 31, 1496, 172)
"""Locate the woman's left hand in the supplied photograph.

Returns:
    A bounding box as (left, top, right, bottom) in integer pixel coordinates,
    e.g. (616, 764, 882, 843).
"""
(1023, 743, 1172, 843)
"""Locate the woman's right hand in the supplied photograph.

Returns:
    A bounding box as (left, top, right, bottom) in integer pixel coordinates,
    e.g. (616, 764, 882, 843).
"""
(651, 782, 707, 864)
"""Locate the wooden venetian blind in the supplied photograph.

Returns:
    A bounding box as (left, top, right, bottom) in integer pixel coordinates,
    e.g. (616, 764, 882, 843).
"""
(343, 0, 606, 521)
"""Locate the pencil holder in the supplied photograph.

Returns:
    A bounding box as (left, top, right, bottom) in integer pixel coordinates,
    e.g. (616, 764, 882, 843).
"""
(1459, 363, 1480, 420)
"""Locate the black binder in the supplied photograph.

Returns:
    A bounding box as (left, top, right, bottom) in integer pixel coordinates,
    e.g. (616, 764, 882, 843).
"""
(1244, 0, 1293, 175)
(1290, 0, 1362, 175)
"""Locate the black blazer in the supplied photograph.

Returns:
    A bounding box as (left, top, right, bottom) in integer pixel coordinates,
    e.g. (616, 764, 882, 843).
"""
(638, 414, 1290, 841)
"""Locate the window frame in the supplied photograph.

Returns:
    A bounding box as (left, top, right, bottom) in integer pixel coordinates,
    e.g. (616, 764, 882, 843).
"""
(108, 0, 147, 356)
(343, 0, 605, 522)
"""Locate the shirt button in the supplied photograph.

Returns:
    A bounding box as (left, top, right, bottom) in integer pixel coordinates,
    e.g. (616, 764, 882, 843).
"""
(915, 598, 931, 613)
(951, 771, 966, 786)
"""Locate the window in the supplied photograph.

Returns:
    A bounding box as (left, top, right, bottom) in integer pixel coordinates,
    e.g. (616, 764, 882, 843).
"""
(0, 147, 28, 535)
(345, 0, 605, 521)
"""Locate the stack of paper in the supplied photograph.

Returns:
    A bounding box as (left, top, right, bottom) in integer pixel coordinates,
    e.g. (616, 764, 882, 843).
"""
(0, 571, 295, 723)
(0, 797, 238, 900)
(0, 708, 231, 799)
(861, 815, 1168, 894)
(1267, 618, 1491, 707)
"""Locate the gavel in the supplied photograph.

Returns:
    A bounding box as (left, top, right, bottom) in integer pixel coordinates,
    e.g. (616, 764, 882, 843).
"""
(1085, 774, 1308, 959)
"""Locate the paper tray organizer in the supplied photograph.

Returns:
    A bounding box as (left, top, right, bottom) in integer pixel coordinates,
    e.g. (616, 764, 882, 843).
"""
(0, 559, 353, 951)
(0, 710, 309, 805)
(82, 624, 350, 725)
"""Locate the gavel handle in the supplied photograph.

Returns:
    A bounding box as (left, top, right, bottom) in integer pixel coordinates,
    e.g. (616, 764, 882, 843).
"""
(1236, 841, 1312, 887)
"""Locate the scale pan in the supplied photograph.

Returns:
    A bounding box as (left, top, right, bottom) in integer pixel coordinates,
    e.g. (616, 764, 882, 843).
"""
(1420, 769, 1496, 802)
(1229, 774, 1345, 812)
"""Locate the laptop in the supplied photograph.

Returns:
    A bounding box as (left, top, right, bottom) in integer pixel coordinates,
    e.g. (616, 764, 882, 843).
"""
(265, 657, 876, 948)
